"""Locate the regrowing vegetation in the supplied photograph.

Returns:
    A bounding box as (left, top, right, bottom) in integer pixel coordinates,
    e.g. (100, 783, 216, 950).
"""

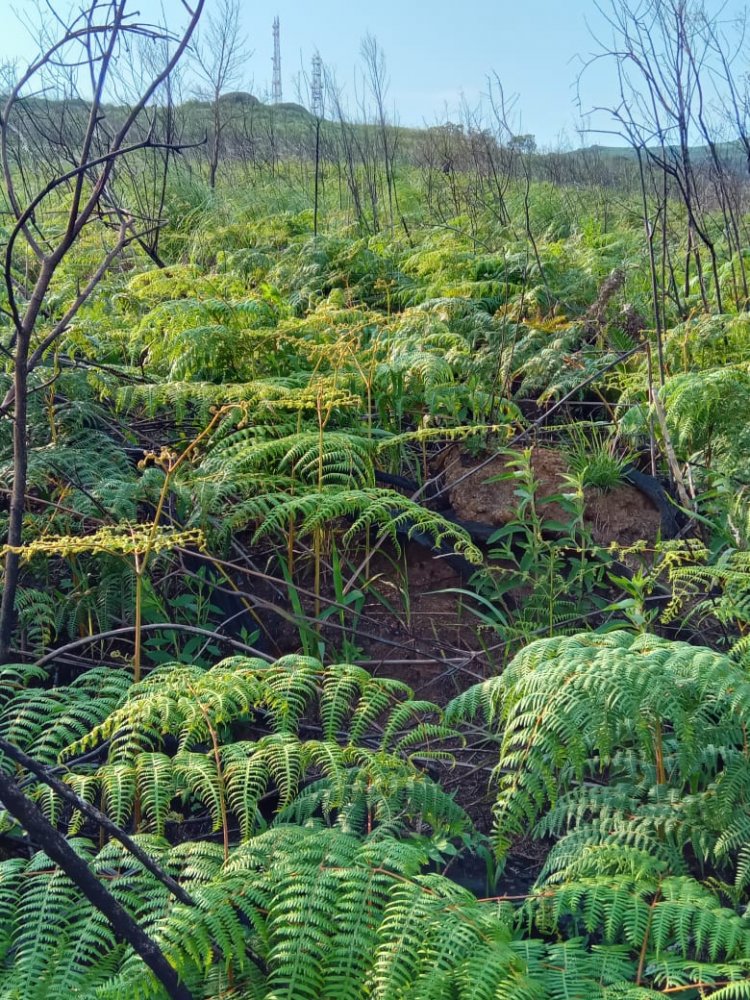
(4, 0, 750, 996)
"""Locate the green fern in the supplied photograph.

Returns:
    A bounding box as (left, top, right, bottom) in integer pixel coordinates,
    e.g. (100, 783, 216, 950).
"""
(61, 654, 472, 842)
(446, 630, 750, 871)
(243, 487, 483, 563)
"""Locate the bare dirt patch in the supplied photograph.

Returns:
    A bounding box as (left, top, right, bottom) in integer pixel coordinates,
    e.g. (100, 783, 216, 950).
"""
(356, 540, 488, 701)
(441, 444, 662, 548)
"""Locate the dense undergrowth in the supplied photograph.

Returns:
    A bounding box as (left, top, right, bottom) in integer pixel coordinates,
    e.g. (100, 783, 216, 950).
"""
(3, 157, 750, 998)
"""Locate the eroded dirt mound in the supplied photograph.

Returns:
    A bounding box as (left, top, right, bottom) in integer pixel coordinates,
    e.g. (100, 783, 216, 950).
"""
(360, 540, 483, 697)
(441, 446, 570, 525)
(585, 483, 661, 548)
(441, 445, 662, 548)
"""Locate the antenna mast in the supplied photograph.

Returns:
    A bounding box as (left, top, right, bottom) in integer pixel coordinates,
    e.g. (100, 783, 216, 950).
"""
(311, 52, 323, 117)
(272, 16, 282, 103)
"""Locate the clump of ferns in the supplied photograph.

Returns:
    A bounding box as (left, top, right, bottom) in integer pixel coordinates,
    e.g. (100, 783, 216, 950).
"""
(508, 320, 635, 402)
(114, 368, 342, 427)
(12, 587, 63, 655)
(267, 234, 401, 314)
(655, 541, 750, 657)
(663, 313, 750, 372)
(523, 844, 750, 993)
(411, 293, 495, 330)
(130, 296, 284, 383)
(18, 429, 148, 522)
(221, 482, 483, 624)
(53, 655, 473, 850)
(216, 245, 275, 282)
(204, 426, 375, 489)
(3, 523, 206, 681)
(5, 440, 176, 655)
(12, 552, 137, 656)
(660, 364, 750, 479)
(193, 386, 372, 489)
(184, 385, 326, 486)
(55, 309, 135, 368)
(0, 829, 423, 999)
(401, 239, 477, 284)
(327, 240, 405, 312)
(0, 422, 164, 656)
(239, 484, 481, 559)
(0, 368, 107, 460)
(422, 357, 526, 426)
(440, 278, 509, 314)
(446, 630, 750, 891)
(277, 302, 384, 351)
(120, 368, 362, 481)
(196, 401, 487, 552)
(157, 391, 366, 610)
(188, 217, 277, 270)
(116, 378, 257, 424)
(6, 812, 750, 997)
(115, 263, 249, 315)
(0, 660, 131, 788)
(373, 316, 474, 429)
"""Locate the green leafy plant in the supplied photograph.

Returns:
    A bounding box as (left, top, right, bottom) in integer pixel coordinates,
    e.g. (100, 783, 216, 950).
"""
(466, 449, 610, 651)
(565, 423, 634, 491)
(447, 629, 750, 883)
(43, 653, 474, 850)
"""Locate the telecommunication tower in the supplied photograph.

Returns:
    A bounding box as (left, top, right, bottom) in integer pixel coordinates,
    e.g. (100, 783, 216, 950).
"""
(311, 52, 323, 117)
(272, 17, 282, 103)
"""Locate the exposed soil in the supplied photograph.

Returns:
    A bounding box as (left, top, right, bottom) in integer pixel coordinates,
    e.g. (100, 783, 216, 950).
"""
(441, 445, 571, 526)
(441, 444, 662, 548)
(245, 444, 666, 843)
(346, 540, 490, 701)
(585, 482, 662, 548)
(264, 445, 663, 709)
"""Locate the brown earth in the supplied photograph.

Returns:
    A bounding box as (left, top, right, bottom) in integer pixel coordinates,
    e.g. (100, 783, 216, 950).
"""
(440, 444, 662, 548)
(250, 445, 664, 837)
(585, 482, 662, 548)
(351, 540, 490, 701)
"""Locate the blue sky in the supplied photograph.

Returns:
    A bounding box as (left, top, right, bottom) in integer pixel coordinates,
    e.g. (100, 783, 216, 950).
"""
(0, 1, 745, 147)
(254, 0, 604, 145)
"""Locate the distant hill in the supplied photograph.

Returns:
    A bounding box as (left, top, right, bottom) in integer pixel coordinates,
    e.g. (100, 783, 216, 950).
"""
(3, 89, 747, 183)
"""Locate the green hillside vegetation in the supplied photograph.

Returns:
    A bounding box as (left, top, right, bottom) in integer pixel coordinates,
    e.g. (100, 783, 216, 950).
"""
(4, 1, 750, 997)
